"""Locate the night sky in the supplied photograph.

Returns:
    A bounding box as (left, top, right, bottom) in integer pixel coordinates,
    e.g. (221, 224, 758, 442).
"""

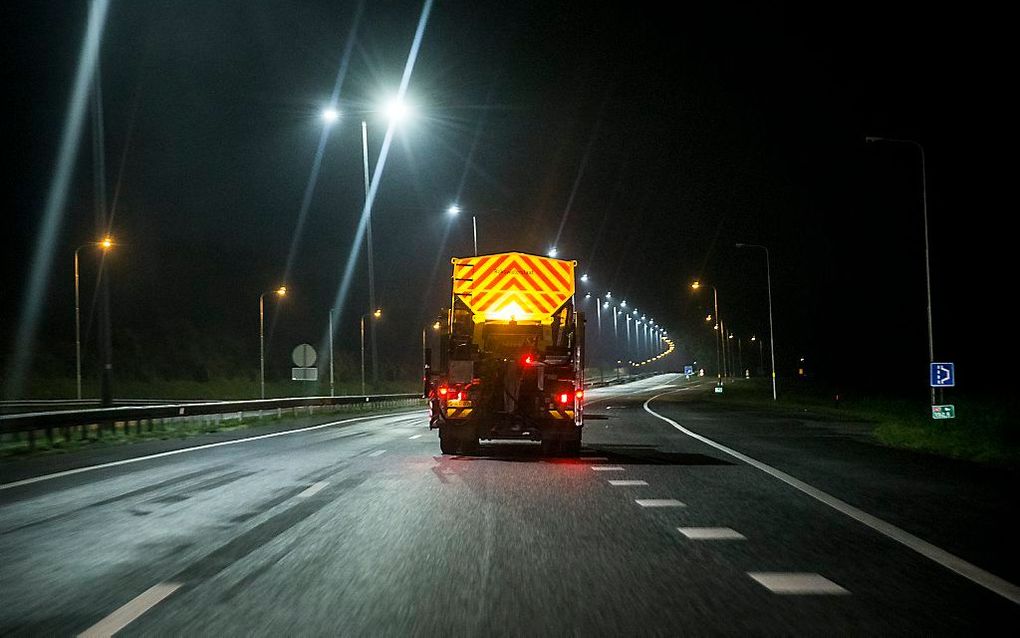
(4, 1, 1011, 398)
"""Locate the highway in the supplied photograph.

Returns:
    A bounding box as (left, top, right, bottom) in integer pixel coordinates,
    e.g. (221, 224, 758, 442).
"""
(1, 374, 1017, 635)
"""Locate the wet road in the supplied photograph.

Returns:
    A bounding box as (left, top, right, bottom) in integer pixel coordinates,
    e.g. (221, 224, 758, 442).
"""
(1, 374, 1017, 635)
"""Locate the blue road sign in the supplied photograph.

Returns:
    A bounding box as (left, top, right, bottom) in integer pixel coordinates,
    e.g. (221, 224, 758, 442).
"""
(930, 362, 955, 388)
(684, 365, 694, 375)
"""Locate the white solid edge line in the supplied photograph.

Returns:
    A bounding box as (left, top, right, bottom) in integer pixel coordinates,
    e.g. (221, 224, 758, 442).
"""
(0, 412, 406, 491)
(643, 390, 1020, 606)
(297, 481, 329, 498)
(78, 581, 182, 637)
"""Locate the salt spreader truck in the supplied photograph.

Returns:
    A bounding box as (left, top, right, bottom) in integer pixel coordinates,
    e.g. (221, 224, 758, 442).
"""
(427, 252, 585, 455)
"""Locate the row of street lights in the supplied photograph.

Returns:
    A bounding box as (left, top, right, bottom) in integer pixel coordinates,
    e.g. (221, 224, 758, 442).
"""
(578, 278, 671, 369)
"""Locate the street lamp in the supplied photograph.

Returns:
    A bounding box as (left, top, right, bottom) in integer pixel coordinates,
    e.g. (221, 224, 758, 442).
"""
(361, 309, 382, 395)
(259, 286, 287, 399)
(73, 236, 115, 399)
(692, 280, 723, 386)
(865, 136, 936, 405)
(736, 243, 778, 399)
(447, 204, 478, 256)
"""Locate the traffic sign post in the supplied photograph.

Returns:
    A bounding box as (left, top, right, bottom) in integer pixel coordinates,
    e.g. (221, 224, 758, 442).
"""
(292, 344, 317, 382)
(932, 404, 955, 420)
(930, 362, 955, 388)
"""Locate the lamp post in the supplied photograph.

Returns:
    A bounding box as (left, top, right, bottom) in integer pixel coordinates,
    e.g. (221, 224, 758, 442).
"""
(447, 204, 478, 256)
(361, 309, 382, 395)
(692, 281, 723, 386)
(736, 243, 777, 400)
(259, 286, 287, 399)
(73, 236, 115, 399)
(329, 309, 335, 397)
(865, 136, 936, 405)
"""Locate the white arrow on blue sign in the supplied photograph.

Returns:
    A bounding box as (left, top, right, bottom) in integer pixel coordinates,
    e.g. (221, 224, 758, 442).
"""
(930, 362, 955, 388)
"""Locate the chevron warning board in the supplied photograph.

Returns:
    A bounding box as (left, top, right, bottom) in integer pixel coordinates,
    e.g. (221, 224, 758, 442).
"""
(452, 252, 576, 321)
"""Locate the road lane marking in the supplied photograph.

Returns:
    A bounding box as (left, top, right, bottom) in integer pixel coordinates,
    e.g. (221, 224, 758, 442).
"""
(409, 434, 423, 439)
(608, 480, 648, 486)
(747, 572, 849, 595)
(297, 481, 329, 498)
(635, 499, 685, 507)
(590, 466, 624, 471)
(678, 527, 746, 540)
(0, 412, 415, 491)
(644, 391, 1020, 606)
(78, 582, 182, 637)
(367, 449, 386, 457)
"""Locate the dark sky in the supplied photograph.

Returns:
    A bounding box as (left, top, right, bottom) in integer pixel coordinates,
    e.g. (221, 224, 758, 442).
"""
(4, 1, 1011, 397)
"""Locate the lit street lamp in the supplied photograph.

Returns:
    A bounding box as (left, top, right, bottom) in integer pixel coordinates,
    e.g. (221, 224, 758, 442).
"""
(322, 100, 412, 386)
(259, 286, 287, 399)
(865, 136, 936, 405)
(361, 309, 382, 395)
(692, 280, 723, 387)
(447, 204, 478, 256)
(73, 236, 115, 399)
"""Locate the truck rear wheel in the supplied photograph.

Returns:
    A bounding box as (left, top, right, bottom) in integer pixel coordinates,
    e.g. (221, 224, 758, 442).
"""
(439, 427, 478, 455)
(540, 438, 560, 456)
(561, 434, 581, 456)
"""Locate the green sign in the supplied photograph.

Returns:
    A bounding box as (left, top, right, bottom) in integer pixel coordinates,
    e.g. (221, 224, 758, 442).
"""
(932, 404, 955, 420)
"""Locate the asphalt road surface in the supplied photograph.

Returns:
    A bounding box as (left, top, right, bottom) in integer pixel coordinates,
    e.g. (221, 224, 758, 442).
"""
(1, 374, 1017, 635)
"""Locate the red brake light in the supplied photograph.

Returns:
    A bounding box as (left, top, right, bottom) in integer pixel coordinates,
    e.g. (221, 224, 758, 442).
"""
(524, 355, 533, 365)
(575, 389, 584, 401)
(457, 391, 465, 401)
(438, 386, 448, 397)
(558, 392, 570, 404)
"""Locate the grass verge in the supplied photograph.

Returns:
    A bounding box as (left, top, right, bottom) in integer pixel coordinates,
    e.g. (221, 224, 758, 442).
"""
(698, 378, 1018, 467)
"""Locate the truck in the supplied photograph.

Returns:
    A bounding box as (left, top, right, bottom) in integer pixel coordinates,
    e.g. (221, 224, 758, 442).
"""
(426, 251, 585, 455)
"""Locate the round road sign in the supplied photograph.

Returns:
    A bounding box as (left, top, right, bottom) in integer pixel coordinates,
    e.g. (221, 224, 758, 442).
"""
(292, 343, 317, 367)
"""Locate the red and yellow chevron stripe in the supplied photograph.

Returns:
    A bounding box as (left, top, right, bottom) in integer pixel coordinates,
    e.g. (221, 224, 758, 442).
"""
(452, 252, 575, 321)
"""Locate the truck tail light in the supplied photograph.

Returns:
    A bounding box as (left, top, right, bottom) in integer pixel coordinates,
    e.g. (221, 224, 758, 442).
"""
(575, 389, 584, 401)
(558, 392, 570, 405)
(438, 386, 449, 397)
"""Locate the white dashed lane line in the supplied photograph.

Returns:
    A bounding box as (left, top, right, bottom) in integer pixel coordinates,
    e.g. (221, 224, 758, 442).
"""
(747, 572, 849, 595)
(408, 434, 423, 439)
(608, 480, 648, 486)
(297, 481, 329, 498)
(590, 466, 624, 471)
(367, 449, 386, 457)
(678, 527, 746, 540)
(635, 499, 685, 508)
(78, 582, 183, 637)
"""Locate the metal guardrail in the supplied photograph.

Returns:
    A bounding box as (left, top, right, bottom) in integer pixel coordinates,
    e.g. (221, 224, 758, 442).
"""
(0, 393, 422, 438)
(584, 371, 659, 389)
